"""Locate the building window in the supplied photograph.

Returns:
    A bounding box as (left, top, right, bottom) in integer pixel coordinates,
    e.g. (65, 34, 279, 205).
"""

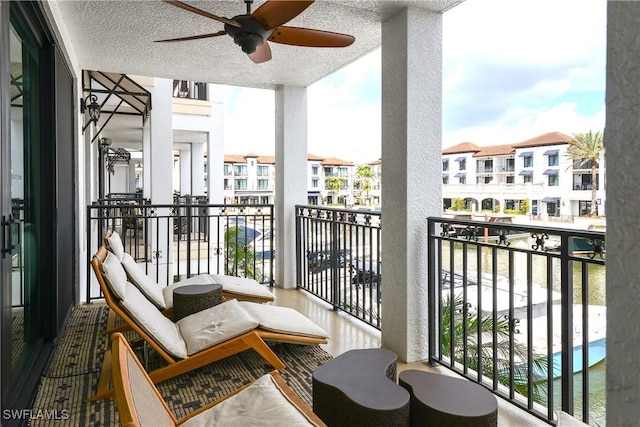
(339, 167, 349, 178)
(224, 164, 232, 175)
(506, 175, 514, 184)
(312, 165, 319, 175)
(312, 178, 319, 188)
(443, 160, 449, 171)
(234, 179, 247, 190)
(234, 165, 247, 176)
(257, 179, 269, 190)
(443, 176, 449, 185)
(257, 165, 268, 176)
(548, 174, 559, 186)
(459, 159, 466, 171)
(505, 158, 515, 172)
(459, 176, 466, 184)
(548, 154, 559, 166)
(523, 155, 533, 168)
(523, 174, 533, 184)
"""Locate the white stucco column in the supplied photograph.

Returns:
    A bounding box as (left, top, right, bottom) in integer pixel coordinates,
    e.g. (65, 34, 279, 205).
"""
(208, 86, 225, 205)
(192, 142, 206, 196)
(380, 7, 443, 362)
(179, 147, 192, 195)
(148, 78, 174, 281)
(274, 85, 307, 288)
(142, 126, 151, 200)
(605, 3, 640, 425)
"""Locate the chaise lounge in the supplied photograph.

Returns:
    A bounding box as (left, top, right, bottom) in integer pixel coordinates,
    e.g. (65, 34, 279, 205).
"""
(90, 246, 329, 401)
(105, 229, 276, 305)
(110, 332, 326, 426)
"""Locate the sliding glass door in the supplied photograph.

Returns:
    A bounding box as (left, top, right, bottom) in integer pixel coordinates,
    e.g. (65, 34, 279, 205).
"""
(6, 12, 44, 388)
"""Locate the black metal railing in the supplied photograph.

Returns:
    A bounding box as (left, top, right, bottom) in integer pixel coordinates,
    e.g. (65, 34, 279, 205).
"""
(295, 206, 382, 329)
(427, 216, 606, 425)
(86, 202, 274, 302)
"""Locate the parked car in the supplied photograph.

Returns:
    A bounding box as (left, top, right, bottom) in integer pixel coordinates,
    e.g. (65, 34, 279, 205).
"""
(349, 257, 381, 286)
(307, 248, 352, 274)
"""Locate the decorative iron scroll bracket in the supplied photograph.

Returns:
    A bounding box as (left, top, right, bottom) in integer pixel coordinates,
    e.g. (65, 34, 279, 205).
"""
(531, 232, 550, 252)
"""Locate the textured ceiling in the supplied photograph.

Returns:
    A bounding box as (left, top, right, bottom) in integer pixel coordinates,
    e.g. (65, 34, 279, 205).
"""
(46, 0, 461, 89)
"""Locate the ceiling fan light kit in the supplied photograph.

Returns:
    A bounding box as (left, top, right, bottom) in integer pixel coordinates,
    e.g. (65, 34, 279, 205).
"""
(157, 0, 355, 63)
(224, 15, 271, 54)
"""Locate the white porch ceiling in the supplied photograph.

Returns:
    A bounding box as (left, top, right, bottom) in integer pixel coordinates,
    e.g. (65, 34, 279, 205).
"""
(46, 0, 461, 89)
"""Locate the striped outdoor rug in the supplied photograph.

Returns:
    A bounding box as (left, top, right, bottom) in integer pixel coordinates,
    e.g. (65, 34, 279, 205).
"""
(30, 304, 332, 426)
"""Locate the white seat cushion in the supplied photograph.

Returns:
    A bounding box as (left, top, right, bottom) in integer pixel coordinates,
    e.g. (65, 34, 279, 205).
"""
(210, 274, 275, 300)
(239, 302, 330, 339)
(162, 274, 216, 309)
(177, 299, 259, 356)
(120, 285, 188, 359)
(181, 374, 318, 427)
(121, 253, 167, 310)
(101, 252, 128, 300)
(107, 231, 125, 261)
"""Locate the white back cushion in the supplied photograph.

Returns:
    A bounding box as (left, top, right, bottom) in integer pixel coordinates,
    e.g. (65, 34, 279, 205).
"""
(121, 253, 167, 310)
(101, 252, 128, 300)
(120, 285, 188, 359)
(210, 274, 275, 300)
(107, 231, 125, 262)
(177, 299, 259, 356)
(239, 302, 330, 339)
(182, 374, 317, 427)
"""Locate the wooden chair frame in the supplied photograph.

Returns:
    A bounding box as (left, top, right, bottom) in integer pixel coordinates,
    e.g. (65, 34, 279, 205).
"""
(90, 246, 285, 401)
(103, 228, 275, 304)
(111, 332, 325, 426)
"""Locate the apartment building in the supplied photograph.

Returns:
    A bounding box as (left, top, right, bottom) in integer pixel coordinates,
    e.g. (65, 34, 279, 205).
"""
(222, 153, 354, 206)
(442, 131, 606, 219)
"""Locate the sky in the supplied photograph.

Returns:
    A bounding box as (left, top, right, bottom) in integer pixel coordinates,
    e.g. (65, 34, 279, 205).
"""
(215, 0, 606, 164)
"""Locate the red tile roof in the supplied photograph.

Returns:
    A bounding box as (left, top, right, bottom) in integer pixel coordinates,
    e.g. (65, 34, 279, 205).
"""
(321, 157, 354, 166)
(442, 142, 482, 155)
(473, 144, 515, 157)
(224, 154, 247, 163)
(512, 132, 572, 148)
(307, 153, 325, 161)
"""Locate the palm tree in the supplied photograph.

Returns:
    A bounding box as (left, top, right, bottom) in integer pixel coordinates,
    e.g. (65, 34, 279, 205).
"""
(567, 130, 604, 216)
(441, 294, 549, 404)
(224, 226, 259, 280)
(325, 177, 345, 205)
(356, 165, 376, 205)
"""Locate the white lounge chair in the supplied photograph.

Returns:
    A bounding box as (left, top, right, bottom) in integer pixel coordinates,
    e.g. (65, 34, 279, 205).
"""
(110, 332, 326, 426)
(91, 246, 329, 401)
(105, 229, 276, 305)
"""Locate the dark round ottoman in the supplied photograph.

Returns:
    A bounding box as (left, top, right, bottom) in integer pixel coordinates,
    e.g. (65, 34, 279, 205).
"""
(172, 284, 222, 321)
(399, 369, 498, 427)
(312, 348, 410, 426)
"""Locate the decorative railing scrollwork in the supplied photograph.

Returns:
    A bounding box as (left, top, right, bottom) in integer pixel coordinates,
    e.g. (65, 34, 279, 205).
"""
(531, 232, 550, 252)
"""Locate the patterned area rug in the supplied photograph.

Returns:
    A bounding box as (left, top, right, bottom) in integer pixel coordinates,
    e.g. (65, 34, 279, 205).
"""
(30, 305, 332, 426)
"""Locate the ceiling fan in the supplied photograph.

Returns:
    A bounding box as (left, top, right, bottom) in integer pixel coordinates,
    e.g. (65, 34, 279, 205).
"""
(156, 0, 355, 63)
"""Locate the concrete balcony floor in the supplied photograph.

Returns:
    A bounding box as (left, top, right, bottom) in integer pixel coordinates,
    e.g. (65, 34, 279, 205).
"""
(271, 287, 553, 427)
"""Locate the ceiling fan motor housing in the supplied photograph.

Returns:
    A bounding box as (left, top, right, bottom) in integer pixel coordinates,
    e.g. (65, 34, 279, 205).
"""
(225, 15, 272, 54)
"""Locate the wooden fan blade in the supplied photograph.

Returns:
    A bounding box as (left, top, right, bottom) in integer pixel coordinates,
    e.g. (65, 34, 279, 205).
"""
(248, 41, 272, 64)
(251, 1, 314, 31)
(164, 0, 241, 28)
(268, 26, 355, 47)
(155, 31, 226, 43)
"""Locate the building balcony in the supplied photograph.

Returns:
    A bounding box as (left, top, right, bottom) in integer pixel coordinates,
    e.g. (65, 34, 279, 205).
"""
(77, 202, 605, 426)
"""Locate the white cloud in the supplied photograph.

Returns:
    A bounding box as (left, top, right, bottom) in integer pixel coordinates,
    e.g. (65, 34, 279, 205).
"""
(218, 85, 275, 155)
(218, 0, 606, 161)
